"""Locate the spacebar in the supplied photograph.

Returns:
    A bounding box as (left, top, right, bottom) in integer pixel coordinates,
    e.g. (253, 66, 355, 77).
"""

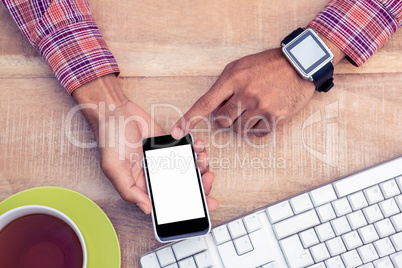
(272, 210, 320, 240)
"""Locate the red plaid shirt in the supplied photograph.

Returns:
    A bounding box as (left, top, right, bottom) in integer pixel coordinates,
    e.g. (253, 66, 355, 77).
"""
(2, 0, 401, 94)
(2, 0, 120, 94)
(309, 0, 402, 66)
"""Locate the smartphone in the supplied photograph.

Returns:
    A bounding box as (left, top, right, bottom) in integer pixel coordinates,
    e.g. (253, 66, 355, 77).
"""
(142, 134, 211, 242)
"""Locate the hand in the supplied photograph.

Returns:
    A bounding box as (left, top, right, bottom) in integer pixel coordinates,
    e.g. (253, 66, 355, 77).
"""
(171, 31, 345, 138)
(72, 74, 218, 214)
(98, 102, 218, 214)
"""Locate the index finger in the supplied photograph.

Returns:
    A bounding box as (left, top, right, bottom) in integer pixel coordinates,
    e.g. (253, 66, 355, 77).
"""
(171, 76, 233, 139)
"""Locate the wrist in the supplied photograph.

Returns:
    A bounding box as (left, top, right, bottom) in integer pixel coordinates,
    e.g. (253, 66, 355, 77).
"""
(71, 74, 130, 138)
(309, 28, 346, 66)
(72, 74, 129, 108)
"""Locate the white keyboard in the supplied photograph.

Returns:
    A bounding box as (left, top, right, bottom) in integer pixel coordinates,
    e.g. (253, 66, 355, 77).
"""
(140, 155, 402, 268)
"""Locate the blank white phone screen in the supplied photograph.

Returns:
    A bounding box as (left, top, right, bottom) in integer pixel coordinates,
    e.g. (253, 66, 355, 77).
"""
(145, 144, 205, 225)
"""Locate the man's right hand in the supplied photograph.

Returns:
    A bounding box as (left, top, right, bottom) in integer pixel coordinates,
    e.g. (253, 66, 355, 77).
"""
(171, 30, 345, 139)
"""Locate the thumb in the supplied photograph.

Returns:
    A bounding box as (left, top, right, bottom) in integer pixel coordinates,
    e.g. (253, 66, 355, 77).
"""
(101, 158, 152, 214)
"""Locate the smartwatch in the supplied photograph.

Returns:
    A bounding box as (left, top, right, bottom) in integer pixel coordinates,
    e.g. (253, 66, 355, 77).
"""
(281, 28, 334, 92)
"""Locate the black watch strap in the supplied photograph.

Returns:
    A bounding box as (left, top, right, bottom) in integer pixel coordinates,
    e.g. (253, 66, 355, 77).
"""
(281, 28, 304, 46)
(281, 28, 334, 93)
(312, 61, 334, 92)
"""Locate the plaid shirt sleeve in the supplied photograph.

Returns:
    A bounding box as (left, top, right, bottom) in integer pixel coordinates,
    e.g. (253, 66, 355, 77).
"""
(308, 0, 402, 67)
(2, 0, 120, 94)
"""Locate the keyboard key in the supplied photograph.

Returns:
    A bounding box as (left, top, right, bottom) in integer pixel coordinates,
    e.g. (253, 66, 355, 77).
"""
(363, 204, 384, 224)
(172, 236, 207, 260)
(395, 194, 402, 210)
(332, 197, 352, 216)
(396, 176, 402, 191)
(273, 209, 320, 240)
(373, 256, 393, 268)
(279, 234, 314, 268)
(364, 185, 385, 205)
(342, 231, 363, 250)
(233, 235, 253, 255)
(390, 251, 402, 268)
(325, 256, 345, 268)
(359, 264, 374, 268)
(374, 237, 395, 257)
(333, 157, 402, 198)
(390, 213, 402, 231)
(374, 218, 395, 238)
(217, 229, 274, 268)
(308, 263, 325, 268)
(227, 219, 247, 239)
(357, 243, 379, 263)
(156, 247, 176, 267)
(326, 237, 346, 256)
(178, 257, 196, 268)
(380, 179, 400, 198)
(290, 193, 313, 214)
(378, 198, 400, 217)
(341, 249, 362, 267)
(194, 251, 213, 268)
(347, 210, 367, 230)
(316, 203, 336, 222)
(331, 216, 351, 236)
(266, 200, 294, 223)
(261, 261, 279, 268)
(315, 222, 335, 242)
(310, 185, 337, 207)
(212, 225, 231, 245)
(310, 243, 330, 262)
(299, 228, 319, 248)
(140, 253, 161, 268)
(165, 264, 179, 268)
(243, 213, 261, 233)
(348, 191, 369, 211)
(358, 225, 380, 244)
(390, 232, 402, 251)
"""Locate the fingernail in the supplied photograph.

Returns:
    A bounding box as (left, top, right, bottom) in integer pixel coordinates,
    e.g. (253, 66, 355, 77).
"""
(171, 127, 185, 139)
(138, 203, 149, 214)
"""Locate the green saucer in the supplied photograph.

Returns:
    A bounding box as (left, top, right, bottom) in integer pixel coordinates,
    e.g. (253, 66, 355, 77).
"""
(0, 187, 121, 268)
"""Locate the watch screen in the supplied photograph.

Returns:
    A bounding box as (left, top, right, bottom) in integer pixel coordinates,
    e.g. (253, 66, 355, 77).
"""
(289, 35, 326, 70)
(285, 30, 332, 75)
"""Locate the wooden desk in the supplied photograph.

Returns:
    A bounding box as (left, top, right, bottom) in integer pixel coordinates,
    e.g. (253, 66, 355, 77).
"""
(1, 1, 401, 267)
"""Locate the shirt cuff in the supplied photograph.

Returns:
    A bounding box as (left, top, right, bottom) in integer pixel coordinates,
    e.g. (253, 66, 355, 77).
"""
(308, 0, 400, 67)
(38, 21, 120, 94)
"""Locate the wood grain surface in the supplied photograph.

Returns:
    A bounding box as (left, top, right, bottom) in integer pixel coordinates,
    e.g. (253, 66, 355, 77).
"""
(0, 1, 401, 267)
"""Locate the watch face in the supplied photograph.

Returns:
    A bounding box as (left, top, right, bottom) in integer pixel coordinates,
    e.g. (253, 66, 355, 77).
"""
(283, 29, 333, 78)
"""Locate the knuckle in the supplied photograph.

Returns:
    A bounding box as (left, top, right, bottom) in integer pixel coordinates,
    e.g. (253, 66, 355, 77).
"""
(223, 60, 237, 72)
(225, 68, 242, 83)
(223, 101, 241, 116)
(195, 94, 214, 112)
(215, 116, 233, 128)
(244, 87, 260, 100)
(119, 189, 131, 202)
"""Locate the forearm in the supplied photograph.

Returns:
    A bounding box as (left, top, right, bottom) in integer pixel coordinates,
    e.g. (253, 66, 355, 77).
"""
(2, 0, 120, 94)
